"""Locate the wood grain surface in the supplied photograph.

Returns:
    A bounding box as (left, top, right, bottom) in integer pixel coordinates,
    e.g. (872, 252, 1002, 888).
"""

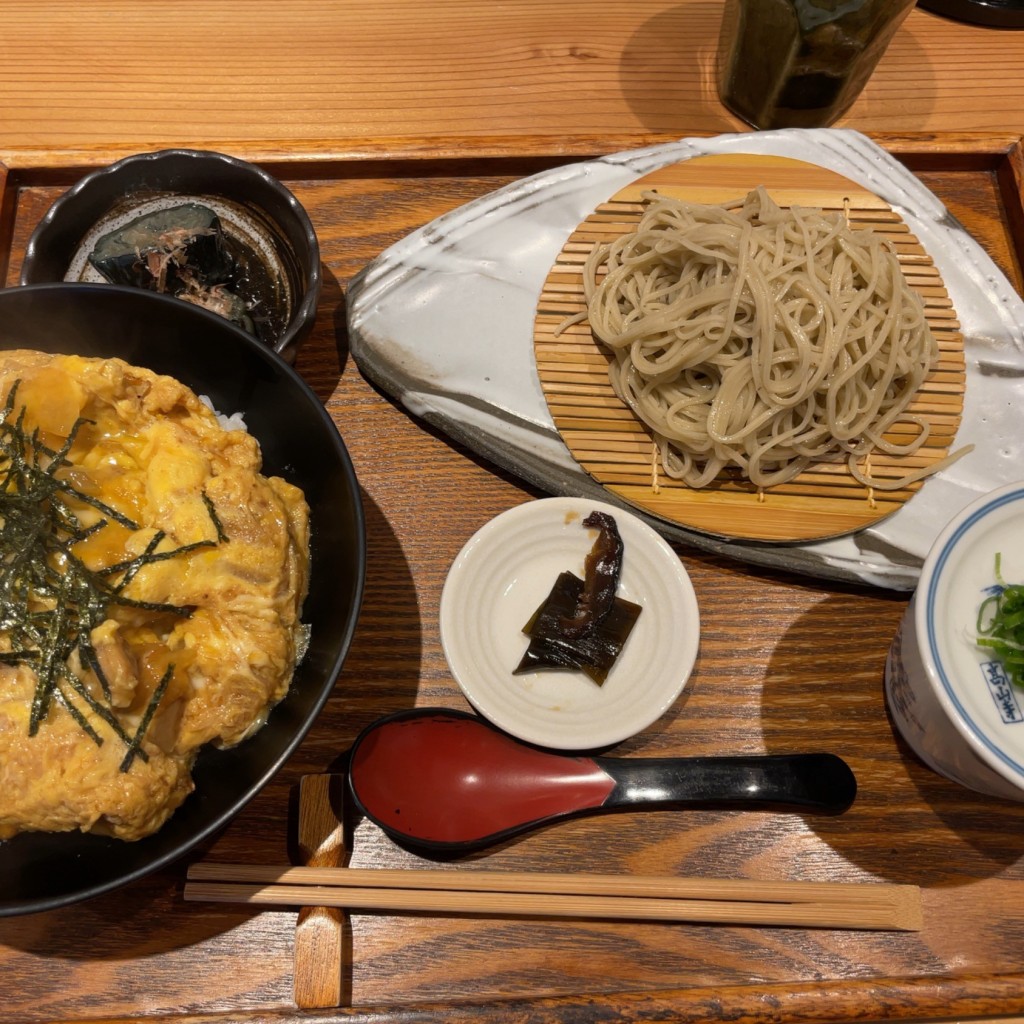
(1, 137, 1024, 1024)
(3, 6, 1024, 1020)
(0, 2, 1024, 164)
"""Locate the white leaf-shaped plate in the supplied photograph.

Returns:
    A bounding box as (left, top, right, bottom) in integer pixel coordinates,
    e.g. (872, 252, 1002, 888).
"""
(347, 129, 1024, 590)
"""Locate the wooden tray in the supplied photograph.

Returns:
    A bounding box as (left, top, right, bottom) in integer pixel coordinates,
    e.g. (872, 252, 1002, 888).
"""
(535, 154, 966, 542)
(2, 134, 1024, 1024)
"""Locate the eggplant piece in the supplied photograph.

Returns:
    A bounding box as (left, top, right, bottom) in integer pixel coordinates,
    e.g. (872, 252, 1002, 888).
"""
(87, 202, 260, 337)
(514, 570, 642, 685)
(88, 203, 235, 292)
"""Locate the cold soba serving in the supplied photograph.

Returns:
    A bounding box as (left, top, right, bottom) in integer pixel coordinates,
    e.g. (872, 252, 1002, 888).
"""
(572, 187, 950, 491)
(0, 350, 310, 841)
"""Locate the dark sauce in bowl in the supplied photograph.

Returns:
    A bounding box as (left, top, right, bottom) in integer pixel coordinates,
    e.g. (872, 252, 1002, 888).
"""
(66, 194, 298, 349)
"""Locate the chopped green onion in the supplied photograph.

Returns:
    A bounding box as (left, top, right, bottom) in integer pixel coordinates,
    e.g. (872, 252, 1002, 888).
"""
(976, 553, 1024, 689)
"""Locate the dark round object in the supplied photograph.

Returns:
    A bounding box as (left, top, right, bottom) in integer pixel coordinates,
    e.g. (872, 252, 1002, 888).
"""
(20, 149, 321, 362)
(918, 0, 1024, 27)
(0, 283, 365, 917)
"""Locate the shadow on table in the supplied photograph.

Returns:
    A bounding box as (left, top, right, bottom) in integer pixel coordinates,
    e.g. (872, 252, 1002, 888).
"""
(293, 262, 348, 400)
(616, 1, 937, 136)
(618, 0, 730, 133)
(761, 583, 1024, 884)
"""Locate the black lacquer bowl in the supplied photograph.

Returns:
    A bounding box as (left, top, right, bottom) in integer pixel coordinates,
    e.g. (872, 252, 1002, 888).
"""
(20, 148, 321, 362)
(0, 283, 365, 917)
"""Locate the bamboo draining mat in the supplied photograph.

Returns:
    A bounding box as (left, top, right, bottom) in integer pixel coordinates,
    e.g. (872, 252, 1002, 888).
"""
(534, 154, 966, 543)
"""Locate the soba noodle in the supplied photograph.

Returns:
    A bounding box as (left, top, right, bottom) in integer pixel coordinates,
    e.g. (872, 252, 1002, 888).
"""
(573, 186, 948, 491)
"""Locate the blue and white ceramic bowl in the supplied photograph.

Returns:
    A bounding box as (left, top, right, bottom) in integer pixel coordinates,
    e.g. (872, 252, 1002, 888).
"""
(886, 481, 1024, 800)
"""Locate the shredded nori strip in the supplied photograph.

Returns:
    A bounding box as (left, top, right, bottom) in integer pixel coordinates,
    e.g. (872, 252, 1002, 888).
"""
(0, 380, 223, 769)
(52, 686, 104, 747)
(120, 664, 174, 772)
(99, 533, 216, 589)
(0, 649, 38, 664)
(79, 641, 114, 702)
(58, 661, 147, 760)
(202, 489, 229, 543)
(27, 573, 71, 732)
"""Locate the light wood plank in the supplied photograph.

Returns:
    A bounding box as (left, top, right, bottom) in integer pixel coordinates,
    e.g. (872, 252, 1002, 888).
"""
(3, 4, 1024, 164)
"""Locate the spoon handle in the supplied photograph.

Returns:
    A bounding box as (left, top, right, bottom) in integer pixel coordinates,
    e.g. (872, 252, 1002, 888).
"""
(599, 753, 856, 816)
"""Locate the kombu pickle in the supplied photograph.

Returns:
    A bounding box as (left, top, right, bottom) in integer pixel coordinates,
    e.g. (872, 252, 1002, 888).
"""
(515, 570, 642, 684)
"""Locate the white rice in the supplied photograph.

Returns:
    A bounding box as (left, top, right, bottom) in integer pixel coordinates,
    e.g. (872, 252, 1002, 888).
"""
(199, 394, 247, 432)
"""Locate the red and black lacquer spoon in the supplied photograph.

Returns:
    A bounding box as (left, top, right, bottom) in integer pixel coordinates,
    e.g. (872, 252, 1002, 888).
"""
(347, 708, 856, 853)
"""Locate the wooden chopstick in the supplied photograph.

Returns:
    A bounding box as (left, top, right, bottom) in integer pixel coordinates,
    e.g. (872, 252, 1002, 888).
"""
(185, 863, 921, 932)
(189, 862, 905, 904)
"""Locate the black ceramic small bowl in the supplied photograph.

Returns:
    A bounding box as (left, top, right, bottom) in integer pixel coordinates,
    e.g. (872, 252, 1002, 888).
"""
(20, 149, 320, 363)
(0, 283, 365, 917)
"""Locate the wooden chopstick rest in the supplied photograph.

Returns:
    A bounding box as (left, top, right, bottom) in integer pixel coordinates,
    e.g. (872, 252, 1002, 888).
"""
(185, 863, 922, 933)
(292, 774, 349, 1009)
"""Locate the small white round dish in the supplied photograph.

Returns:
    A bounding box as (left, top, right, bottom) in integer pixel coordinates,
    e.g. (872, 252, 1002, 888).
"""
(439, 496, 699, 750)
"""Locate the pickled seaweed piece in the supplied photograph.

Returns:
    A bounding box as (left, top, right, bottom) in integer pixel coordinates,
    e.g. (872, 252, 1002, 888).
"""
(514, 571, 642, 685)
(558, 510, 623, 639)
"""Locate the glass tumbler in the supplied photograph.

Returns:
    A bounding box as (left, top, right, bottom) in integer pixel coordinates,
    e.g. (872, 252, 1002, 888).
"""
(717, 0, 917, 130)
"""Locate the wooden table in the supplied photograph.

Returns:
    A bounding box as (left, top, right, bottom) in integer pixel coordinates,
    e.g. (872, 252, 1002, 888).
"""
(1, 1, 1024, 163)
(3, 4, 1024, 1023)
